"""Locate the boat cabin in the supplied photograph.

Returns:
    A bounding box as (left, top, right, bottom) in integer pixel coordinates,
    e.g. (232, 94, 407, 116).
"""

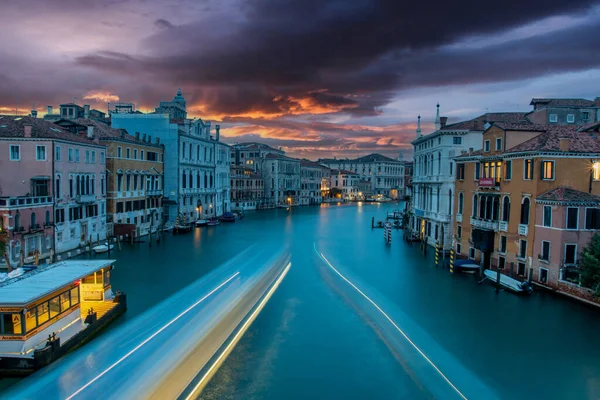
(0, 260, 117, 357)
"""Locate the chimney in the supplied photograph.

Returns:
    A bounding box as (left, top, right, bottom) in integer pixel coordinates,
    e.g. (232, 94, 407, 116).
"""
(468, 147, 474, 153)
(24, 124, 33, 138)
(148, 135, 152, 143)
(31, 110, 38, 119)
(155, 137, 160, 145)
(559, 137, 570, 151)
(594, 97, 600, 107)
(440, 117, 448, 128)
(120, 129, 126, 139)
(215, 124, 220, 141)
(142, 133, 147, 142)
(87, 125, 94, 139)
(84, 104, 90, 119)
(135, 132, 140, 140)
(47, 106, 53, 115)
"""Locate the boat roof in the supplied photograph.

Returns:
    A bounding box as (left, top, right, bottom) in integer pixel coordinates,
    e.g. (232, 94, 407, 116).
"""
(0, 260, 115, 306)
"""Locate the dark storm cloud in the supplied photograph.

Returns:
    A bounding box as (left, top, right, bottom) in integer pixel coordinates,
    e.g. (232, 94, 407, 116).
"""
(154, 19, 174, 30)
(73, 0, 600, 117)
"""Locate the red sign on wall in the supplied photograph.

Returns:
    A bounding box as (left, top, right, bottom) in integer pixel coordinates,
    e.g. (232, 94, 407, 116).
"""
(478, 178, 495, 187)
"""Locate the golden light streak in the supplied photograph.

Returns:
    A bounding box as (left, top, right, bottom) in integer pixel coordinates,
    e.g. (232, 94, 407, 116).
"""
(65, 271, 240, 400)
(184, 261, 292, 399)
(314, 243, 468, 400)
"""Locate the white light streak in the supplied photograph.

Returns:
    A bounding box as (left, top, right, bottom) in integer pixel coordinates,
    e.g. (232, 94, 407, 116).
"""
(314, 243, 467, 400)
(183, 262, 291, 400)
(66, 271, 240, 400)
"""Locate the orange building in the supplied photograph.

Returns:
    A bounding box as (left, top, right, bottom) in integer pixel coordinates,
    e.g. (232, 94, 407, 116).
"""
(453, 122, 600, 294)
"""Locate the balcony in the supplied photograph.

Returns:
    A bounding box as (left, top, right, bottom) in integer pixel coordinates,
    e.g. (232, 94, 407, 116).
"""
(412, 175, 454, 184)
(518, 224, 528, 236)
(76, 194, 96, 204)
(0, 195, 53, 209)
(470, 216, 499, 231)
(477, 178, 500, 190)
(146, 189, 162, 196)
(499, 221, 508, 232)
(424, 210, 451, 223)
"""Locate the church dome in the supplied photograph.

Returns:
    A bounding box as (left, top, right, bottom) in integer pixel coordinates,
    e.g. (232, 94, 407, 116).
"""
(173, 88, 186, 105)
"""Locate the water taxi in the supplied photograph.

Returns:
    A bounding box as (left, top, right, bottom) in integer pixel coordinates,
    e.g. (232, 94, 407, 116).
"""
(483, 269, 533, 295)
(0, 260, 126, 376)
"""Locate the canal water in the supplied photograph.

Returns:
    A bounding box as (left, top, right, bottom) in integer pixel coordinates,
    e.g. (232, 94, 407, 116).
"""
(2, 203, 600, 399)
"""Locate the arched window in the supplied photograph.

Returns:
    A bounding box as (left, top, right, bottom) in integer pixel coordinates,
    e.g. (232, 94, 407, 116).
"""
(520, 197, 530, 225)
(436, 187, 440, 212)
(182, 171, 187, 189)
(458, 192, 464, 214)
(492, 197, 499, 220)
(45, 210, 50, 225)
(76, 176, 80, 195)
(502, 196, 510, 222)
(197, 172, 200, 188)
(473, 194, 478, 217)
(86, 176, 90, 195)
(31, 212, 36, 228)
(204, 173, 208, 188)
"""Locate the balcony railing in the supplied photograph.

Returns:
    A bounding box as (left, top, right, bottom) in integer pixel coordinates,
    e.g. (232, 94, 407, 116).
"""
(76, 194, 97, 204)
(0, 195, 53, 209)
(470, 216, 499, 231)
(146, 189, 163, 196)
(518, 224, 528, 236)
(499, 221, 508, 232)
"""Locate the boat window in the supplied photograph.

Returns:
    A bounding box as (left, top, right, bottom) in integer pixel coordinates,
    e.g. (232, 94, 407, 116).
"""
(82, 274, 95, 284)
(37, 303, 49, 325)
(60, 292, 71, 312)
(25, 309, 37, 332)
(49, 297, 60, 319)
(104, 269, 111, 287)
(71, 288, 80, 306)
(2, 313, 21, 335)
(95, 270, 104, 285)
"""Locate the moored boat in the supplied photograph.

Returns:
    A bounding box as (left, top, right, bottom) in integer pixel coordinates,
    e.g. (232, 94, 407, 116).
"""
(207, 219, 220, 226)
(219, 212, 236, 223)
(173, 223, 194, 235)
(92, 242, 114, 254)
(484, 269, 533, 294)
(195, 219, 209, 227)
(0, 260, 126, 376)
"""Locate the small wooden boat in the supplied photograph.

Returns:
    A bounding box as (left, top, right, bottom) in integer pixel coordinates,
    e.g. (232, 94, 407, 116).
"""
(484, 269, 533, 294)
(207, 219, 220, 226)
(92, 243, 115, 254)
(454, 262, 480, 274)
(219, 212, 236, 223)
(195, 219, 209, 227)
(173, 223, 194, 235)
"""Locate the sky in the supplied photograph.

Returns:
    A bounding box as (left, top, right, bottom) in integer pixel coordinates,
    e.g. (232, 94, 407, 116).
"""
(1, 0, 600, 159)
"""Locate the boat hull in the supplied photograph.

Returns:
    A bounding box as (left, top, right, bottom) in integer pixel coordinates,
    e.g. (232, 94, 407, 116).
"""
(484, 270, 533, 294)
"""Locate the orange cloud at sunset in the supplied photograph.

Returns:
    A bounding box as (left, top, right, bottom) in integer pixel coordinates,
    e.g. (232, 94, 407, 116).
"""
(83, 91, 120, 103)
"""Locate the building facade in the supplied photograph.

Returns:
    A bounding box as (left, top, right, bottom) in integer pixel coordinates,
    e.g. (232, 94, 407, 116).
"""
(452, 122, 600, 300)
(527, 98, 600, 125)
(230, 165, 265, 210)
(230, 142, 285, 171)
(300, 160, 329, 205)
(262, 154, 301, 206)
(411, 108, 528, 249)
(331, 169, 361, 200)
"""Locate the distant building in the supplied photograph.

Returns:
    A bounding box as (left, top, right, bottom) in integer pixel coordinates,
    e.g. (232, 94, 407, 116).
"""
(155, 88, 187, 119)
(230, 142, 285, 170)
(262, 154, 301, 206)
(527, 97, 600, 125)
(331, 169, 360, 200)
(230, 165, 264, 210)
(44, 104, 106, 122)
(300, 159, 330, 205)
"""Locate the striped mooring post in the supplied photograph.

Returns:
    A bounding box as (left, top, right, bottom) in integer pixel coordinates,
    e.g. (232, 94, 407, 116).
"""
(449, 248, 455, 274)
(435, 243, 440, 267)
(384, 222, 392, 244)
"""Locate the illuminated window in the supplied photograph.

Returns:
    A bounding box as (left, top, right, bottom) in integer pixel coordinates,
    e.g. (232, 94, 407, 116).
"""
(542, 160, 555, 180)
(593, 162, 600, 180)
(524, 159, 534, 180)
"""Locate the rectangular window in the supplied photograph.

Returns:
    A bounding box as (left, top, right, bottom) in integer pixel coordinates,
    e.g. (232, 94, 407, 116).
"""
(453, 137, 462, 145)
(126, 148, 131, 159)
(541, 241, 550, 261)
(456, 243, 462, 254)
(585, 208, 600, 230)
(134, 149, 138, 160)
(498, 256, 506, 270)
(36, 145, 46, 160)
(474, 163, 480, 179)
(457, 163, 465, 180)
(49, 297, 60, 319)
(539, 268, 548, 284)
(101, 152, 105, 164)
(517, 262, 526, 276)
(75, 149, 80, 162)
(524, 159, 533, 180)
(85, 150, 90, 163)
(92, 151, 96, 163)
(567, 114, 575, 123)
(541, 160, 554, 180)
(504, 160, 512, 180)
(543, 205, 552, 227)
(549, 114, 558, 123)
(141, 150, 144, 160)
(55, 208, 65, 223)
(37, 302, 49, 325)
(117, 147, 122, 158)
(566, 207, 579, 230)
(69, 148, 74, 162)
(484, 140, 490, 152)
(593, 162, 600, 181)
(9, 145, 20, 161)
(499, 236, 507, 253)
(519, 239, 527, 259)
(457, 225, 462, 239)
(582, 111, 590, 121)
(469, 247, 476, 260)
(495, 138, 502, 151)
(565, 244, 577, 264)
(55, 146, 61, 161)
(70, 288, 79, 306)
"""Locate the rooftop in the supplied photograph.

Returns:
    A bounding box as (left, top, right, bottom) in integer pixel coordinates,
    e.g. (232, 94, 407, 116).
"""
(536, 187, 600, 205)
(530, 98, 596, 108)
(233, 142, 284, 152)
(0, 260, 114, 306)
(0, 115, 101, 145)
(332, 169, 359, 175)
(442, 112, 530, 132)
(72, 118, 162, 147)
(265, 153, 299, 161)
(505, 125, 600, 153)
(300, 159, 328, 169)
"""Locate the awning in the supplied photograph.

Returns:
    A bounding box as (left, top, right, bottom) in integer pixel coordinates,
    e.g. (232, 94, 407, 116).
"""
(30, 176, 50, 181)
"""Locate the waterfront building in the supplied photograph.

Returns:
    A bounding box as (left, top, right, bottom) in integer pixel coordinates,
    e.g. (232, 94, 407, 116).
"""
(300, 159, 330, 205)
(0, 116, 107, 263)
(330, 169, 361, 200)
(411, 106, 528, 249)
(262, 154, 301, 206)
(452, 122, 600, 301)
(404, 161, 414, 199)
(527, 97, 600, 125)
(54, 119, 165, 237)
(319, 153, 405, 198)
(230, 142, 285, 171)
(111, 90, 229, 221)
(230, 165, 265, 210)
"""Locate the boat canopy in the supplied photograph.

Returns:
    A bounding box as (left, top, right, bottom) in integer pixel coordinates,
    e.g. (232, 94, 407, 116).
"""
(0, 260, 115, 307)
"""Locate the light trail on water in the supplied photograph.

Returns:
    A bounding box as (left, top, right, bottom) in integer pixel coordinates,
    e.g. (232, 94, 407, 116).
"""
(65, 271, 241, 400)
(314, 242, 468, 400)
